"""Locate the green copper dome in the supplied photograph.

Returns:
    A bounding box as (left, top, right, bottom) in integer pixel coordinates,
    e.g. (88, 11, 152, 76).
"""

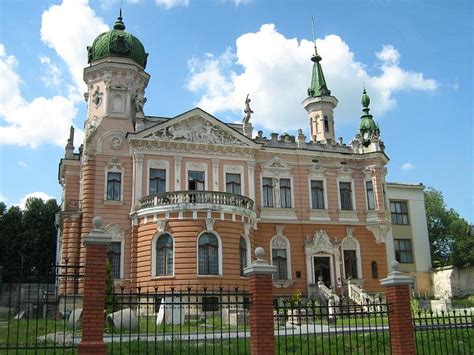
(359, 88, 380, 139)
(87, 12, 148, 68)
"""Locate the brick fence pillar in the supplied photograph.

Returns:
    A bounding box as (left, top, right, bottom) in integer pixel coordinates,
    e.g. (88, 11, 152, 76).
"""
(244, 247, 277, 355)
(381, 260, 416, 355)
(78, 217, 112, 355)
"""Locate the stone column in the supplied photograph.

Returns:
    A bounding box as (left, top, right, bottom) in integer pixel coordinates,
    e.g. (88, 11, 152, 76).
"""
(174, 156, 182, 191)
(212, 158, 219, 191)
(380, 260, 416, 355)
(78, 217, 112, 355)
(133, 153, 144, 206)
(247, 161, 255, 201)
(244, 247, 277, 355)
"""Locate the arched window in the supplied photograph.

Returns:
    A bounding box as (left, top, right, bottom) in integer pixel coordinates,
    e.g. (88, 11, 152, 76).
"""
(156, 234, 173, 276)
(371, 261, 378, 279)
(240, 237, 248, 276)
(271, 235, 291, 281)
(342, 236, 362, 280)
(198, 233, 219, 275)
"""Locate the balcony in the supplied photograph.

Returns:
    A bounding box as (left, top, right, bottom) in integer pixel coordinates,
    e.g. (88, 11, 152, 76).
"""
(136, 190, 255, 218)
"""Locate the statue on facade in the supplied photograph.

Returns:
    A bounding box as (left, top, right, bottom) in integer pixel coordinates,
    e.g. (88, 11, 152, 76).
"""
(134, 90, 147, 113)
(242, 94, 253, 124)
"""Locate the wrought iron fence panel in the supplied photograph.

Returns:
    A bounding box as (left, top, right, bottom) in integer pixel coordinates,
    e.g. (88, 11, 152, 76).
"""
(413, 308, 473, 354)
(104, 285, 250, 354)
(273, 296, 391, 354)
(0, 262, 84, 353)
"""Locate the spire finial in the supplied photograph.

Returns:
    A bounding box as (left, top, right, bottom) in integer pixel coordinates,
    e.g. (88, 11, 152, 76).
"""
(114, 6, 125, 30)
(361, 85, 371, 112)
(311, 17, 321, 62)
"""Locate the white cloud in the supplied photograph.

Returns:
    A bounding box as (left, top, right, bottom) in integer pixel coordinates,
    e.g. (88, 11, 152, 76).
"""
(0, 193, 8, 203)
(40, 0, 108, 95)
(17, 160, 28, 168)
(155, 0, 190, 9)
(40, 56, 62, 88)
(401, 162, 415, 171)
(376, 45, 400, 65)
(0, 44, 79, 148)
(186, 24, 438, 134)
(17, 192, 55, 210)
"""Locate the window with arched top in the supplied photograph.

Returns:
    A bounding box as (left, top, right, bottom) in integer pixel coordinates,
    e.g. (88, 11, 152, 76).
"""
(342, 236, 362, 280)
(371, 261, 378, 279)
(198, 233, 219, 275)
(240, 237, 248, 276)
(156, 234, 173, 276)
(271, 235, 291, 281)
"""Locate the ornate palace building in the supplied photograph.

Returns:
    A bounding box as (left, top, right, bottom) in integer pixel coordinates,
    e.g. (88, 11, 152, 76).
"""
(58, 14, 431, 300)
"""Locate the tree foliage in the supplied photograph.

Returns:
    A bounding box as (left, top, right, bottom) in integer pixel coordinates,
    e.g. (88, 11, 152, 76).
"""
(0, 197, 59, 282)
(424, 187, 472, 267)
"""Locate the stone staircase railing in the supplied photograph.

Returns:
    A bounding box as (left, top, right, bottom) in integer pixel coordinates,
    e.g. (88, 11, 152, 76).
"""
(348, 281, 375, 312)
(317, 281, 340, 318)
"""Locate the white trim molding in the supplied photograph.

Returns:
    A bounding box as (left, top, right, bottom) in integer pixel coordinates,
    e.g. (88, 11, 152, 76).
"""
(270, 225, 293, 288)
(151, 231, 175, 278)
(341, 228, 363, 280)
(196, 230, 223, 276)
(146, 159, 170, 194)
(185, 161, 209, 190)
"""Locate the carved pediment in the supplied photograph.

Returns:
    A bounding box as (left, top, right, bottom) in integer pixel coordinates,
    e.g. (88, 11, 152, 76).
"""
(304, 230, 340, 256)
(143, 115, 248, 146)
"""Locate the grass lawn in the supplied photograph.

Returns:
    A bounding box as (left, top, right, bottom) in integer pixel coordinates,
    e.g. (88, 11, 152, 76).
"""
(452, 295, 474, 308)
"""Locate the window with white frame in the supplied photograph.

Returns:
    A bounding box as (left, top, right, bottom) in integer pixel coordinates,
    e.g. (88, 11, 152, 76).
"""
(150, 168, 166, 194)
(311, 180, 325, 209)
(390, 201, 409, 225)
(107, 242, 121, 279)
(262, 177, 274, 207)
(394, 239, 413, 263)
(198, 233, 219, 275)
(106, 172, 122, 201)
(366, 180, 376, 210)
(156, 233, 173, 276)
(226, 173, 241, 195)
(271, 236, 290, 281)
(188, 171, 205, 191)
(280, 178, 292, 208)
(239, 237, 248, 276)
(339, 181, 353, 210)
(342, 236, 361, 280)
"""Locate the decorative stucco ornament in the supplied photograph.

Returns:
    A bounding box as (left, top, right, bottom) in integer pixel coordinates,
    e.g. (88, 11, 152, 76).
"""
(146, 117, 243, 146)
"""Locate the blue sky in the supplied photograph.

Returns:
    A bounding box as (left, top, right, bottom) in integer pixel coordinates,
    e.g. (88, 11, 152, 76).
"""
(0, 0, 472, 221)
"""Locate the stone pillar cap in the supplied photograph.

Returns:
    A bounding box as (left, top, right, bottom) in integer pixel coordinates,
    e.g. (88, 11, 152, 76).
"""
(243, 247, 277, 276)
(82, 216, 113, 246)
(380, 260, 414, 287)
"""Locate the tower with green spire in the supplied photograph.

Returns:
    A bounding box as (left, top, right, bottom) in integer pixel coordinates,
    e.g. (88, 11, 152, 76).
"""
(302, 19, 338, 144)
(359, 87, 380, 147)
(83, 10, 151, 138)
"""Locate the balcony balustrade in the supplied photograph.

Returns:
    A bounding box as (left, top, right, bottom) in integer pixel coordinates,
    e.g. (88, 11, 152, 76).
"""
(137, 190, 254, 213)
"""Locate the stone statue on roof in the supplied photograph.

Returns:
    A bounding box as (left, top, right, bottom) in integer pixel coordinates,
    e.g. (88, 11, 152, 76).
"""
(242, 94, 253, 124)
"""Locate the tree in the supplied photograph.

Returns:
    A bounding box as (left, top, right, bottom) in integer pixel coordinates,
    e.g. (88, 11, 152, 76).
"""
(0, 197, 59, 282)
(424, 187, 472, 267)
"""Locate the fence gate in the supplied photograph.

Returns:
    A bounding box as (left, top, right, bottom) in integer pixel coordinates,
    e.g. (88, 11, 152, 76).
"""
(0, 263, 83, 353)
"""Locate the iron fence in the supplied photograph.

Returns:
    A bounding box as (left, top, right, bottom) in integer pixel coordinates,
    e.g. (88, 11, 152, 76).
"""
(104, 285, 250, 354)
(273, 295, 391, 354)
(413, 308, 473, 354)
(0, 263, 83, 353)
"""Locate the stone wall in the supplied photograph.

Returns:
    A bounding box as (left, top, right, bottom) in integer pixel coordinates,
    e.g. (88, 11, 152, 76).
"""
(432, 265, 474, 298)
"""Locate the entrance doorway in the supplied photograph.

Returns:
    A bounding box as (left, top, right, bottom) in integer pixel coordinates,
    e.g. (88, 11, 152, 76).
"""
(314, 256, 331, 287)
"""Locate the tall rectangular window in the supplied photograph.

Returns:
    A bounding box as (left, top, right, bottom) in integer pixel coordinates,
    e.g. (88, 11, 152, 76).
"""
(226, 173, 241, 195)
(272, 249, 288, 280)
(280, 178, 292, 208)
(106, 172, 122, 201)
(311, 180, 325, 209)
(339, 181, 353, 210)
(107, 242, 121, 279)
(188, 171, 205, 191)
(394, 239, 413, 263)
(262, 177, 273, 207)
(149, 168, 166, 194)
(390, 201, 409, 225)
(366, 180, 375, 210)
(343, 250, 358, 279)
